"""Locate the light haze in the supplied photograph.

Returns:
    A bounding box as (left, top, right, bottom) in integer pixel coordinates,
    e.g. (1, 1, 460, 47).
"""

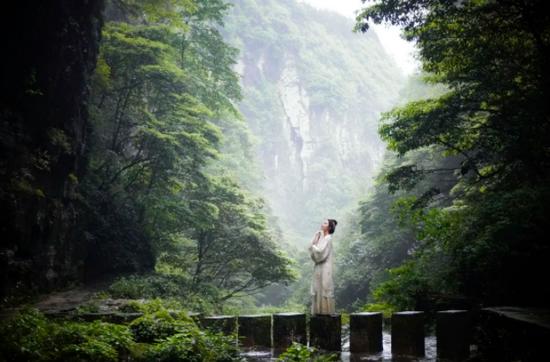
(299, 0, 418, 75)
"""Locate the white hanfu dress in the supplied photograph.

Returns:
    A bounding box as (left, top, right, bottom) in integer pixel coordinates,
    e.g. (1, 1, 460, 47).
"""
(308, 232, 335, 315)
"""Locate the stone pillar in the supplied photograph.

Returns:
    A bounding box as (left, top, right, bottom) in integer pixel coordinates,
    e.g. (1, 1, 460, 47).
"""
(391, 311, 425, 357)
(200, 315, 237, 335)
(273, 313, 307, 350)
(238, 314, 272, 348)
(437, 310, 471, 361)
(310, 314, 341, 351)
(350, 312, 383, 353)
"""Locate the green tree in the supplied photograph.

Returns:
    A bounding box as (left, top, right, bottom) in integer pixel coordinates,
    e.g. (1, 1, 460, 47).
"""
(352, 0, 550, 307)
(161, 177, 295, 304)
(82, 0, 295, 307)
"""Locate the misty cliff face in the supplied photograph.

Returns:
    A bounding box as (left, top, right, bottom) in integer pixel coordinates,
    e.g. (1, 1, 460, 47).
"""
(224, 0, 405, 240)
(0, 1, 104, 298)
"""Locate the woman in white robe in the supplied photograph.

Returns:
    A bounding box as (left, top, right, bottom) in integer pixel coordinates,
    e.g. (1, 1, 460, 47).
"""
(308, 218, 338, 315)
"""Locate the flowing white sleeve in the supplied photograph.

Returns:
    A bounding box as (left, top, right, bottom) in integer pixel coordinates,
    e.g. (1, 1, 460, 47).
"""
(309, 236, 331, 264)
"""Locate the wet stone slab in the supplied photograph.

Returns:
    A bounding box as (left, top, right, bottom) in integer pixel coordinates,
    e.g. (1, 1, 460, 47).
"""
(436, 310, 471, 361)
(238, 314, 272, 348)
(310, 314, 342, 352)
(391, 311, 425, 358)
(350, 312, 383, 354)
(273, 312, 306, 350)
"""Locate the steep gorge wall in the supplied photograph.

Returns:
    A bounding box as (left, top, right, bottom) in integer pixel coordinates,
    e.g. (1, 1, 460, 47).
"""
(0, 1, 104, 299)
(224, 0, 405, 241)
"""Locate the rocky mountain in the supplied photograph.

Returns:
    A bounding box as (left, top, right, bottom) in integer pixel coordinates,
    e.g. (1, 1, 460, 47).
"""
(223, 0, 405, 242)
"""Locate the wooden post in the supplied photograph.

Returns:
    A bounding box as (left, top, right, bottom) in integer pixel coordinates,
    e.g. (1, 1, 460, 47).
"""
(437, 310, 471, 361)
(200, 315, 237, 335)
(238, 314, 272, 348)
(310, 314, 341, 351)
(391, 311, 425, 357)
(273, 313, 306, 350)
(350, 312, 383, 353)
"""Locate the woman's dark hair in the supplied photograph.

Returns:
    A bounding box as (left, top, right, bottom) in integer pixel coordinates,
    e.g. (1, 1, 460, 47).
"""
(328, 219, 338, 234)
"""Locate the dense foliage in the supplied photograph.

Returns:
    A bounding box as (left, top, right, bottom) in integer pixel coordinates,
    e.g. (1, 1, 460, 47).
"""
(5, 2, 550, 360)
(81, 0, 294, 307)
(0, 0, 294, 314)
(0, 303, 240, 362)
(339, 0, 550, 310)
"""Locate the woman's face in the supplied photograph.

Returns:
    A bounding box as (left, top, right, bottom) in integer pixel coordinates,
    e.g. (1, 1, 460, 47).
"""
(321, 219, 329, 232)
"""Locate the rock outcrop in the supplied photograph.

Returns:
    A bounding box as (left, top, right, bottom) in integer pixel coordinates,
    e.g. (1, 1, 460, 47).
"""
(224, 0, 405, 240)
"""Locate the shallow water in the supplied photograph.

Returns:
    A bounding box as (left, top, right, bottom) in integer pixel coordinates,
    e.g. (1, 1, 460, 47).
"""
(240, 329, 438, 361)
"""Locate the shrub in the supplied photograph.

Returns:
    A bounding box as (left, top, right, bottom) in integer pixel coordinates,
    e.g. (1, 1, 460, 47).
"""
(57, 339, 118, 361)
(108, 274, 188, 300)
(277, 342, 338, 362)
(0, 303, 238, 361)
(55, 320, 135, 360)
(147, 330, 239, 362)
(0, 307, 56, 361)
(107, 275, 216, 314)
(0, 308, 134, 361)
(129, 309, 181, 343)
